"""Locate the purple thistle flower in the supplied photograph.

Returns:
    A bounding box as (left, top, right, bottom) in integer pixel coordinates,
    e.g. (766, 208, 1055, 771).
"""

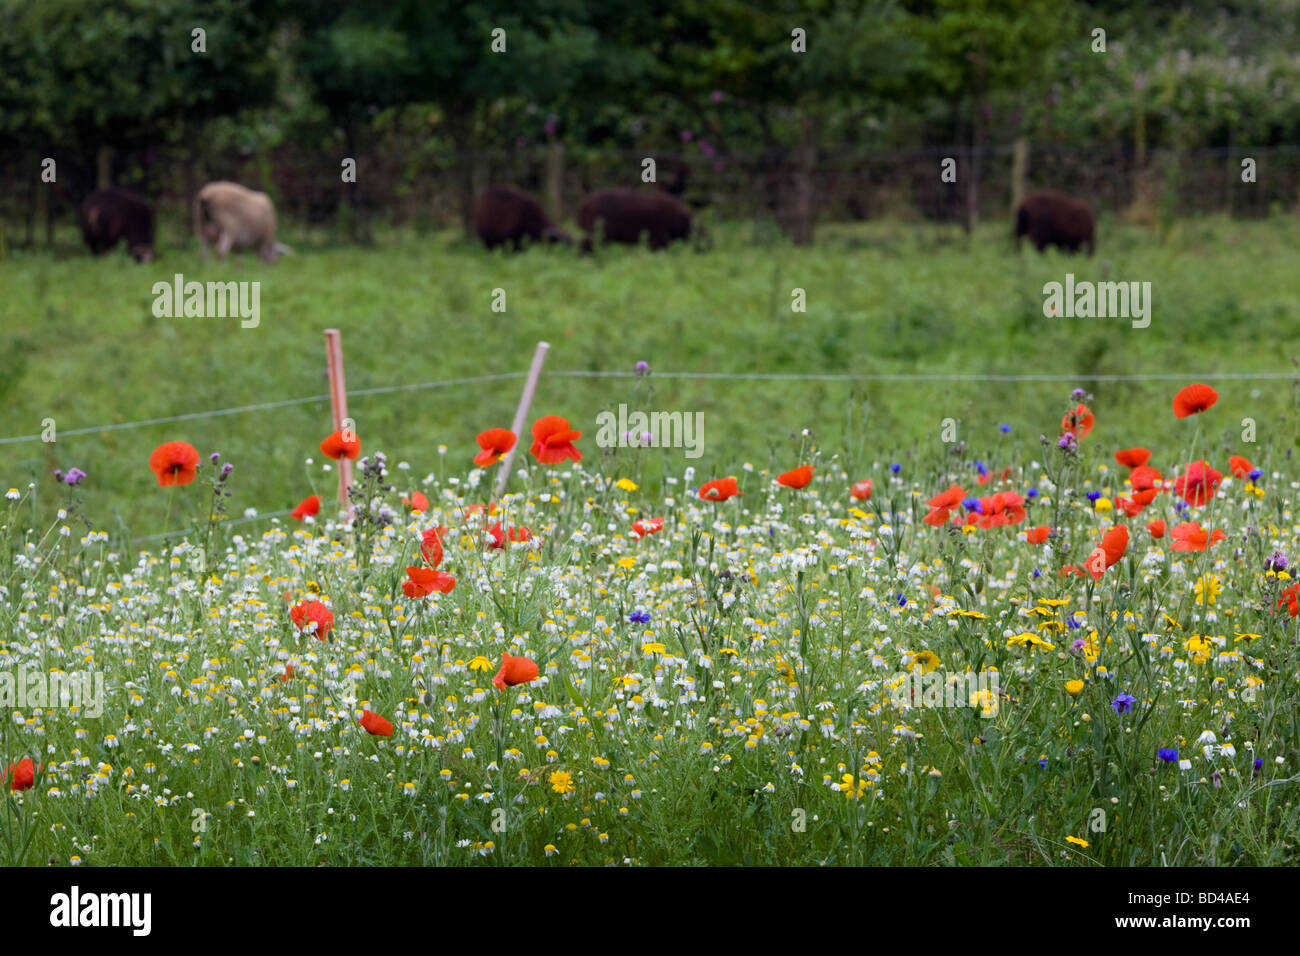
(635, 360, 650, 376)
(63, 468, 87, 486)
(1267, 551, 1289, 572)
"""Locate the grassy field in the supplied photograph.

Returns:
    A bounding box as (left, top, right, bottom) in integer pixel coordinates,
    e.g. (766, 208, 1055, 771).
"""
(2, 215, 1300, 866)
(2, 215, 1299, 541)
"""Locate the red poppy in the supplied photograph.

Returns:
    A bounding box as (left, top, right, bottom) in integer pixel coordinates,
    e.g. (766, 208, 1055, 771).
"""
(928, 485, 965, 510)
(1026, 526, 1051, 545)
(474, 428, 517, 468)
(1173, 460, 1223, 508)
(529, 416, 582, 464)
(1061, 405, 1094, 441)
(149, 441, 200, 486)
(1228, 455, 1254, 479)
(493, 651, 539, 690)
(778, 465, 814, 489)
(3, 757, 38, 791)
(280, 663, 294, 683)
(632, 517, 665, 538)
(320, 429, 361, 460)
(359, 710, 393, 737)
(1101, 524, 1129, 567)
(420, 526, 447, 567)
(1170, 521, 1226, 552)
(1147, 519, 1166, 539)
(1278, 583, 1300, 618)
(850, 480, 872, 501)
(488, 522, 532, 549)
(1065, 546, 1107, 581)
(1131, 488, 1158, 506)
(1115, 448, 1151, 470)
(975, 491, 1027, 528)
(1172, 383, 1218, 419)
(1129, 465, 1162, 492)
(289, 600, 334, 640)
(291, 495, 321, 521)
(922, 507, 952, 526)
(402, 565, 456, 597)
(402, 491, 429, 512)
(699, 477, 741, 501)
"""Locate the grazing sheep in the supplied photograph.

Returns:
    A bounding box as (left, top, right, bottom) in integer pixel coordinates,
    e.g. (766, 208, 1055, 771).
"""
(79, 189, 155, 262)
(1015, 189, 1095, 255)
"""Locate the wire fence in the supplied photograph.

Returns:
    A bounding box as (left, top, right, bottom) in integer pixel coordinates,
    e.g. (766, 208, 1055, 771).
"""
(5, 142, 1297, 248)
(5, 367, 1297, 448)
(5, 364, 1294, 547)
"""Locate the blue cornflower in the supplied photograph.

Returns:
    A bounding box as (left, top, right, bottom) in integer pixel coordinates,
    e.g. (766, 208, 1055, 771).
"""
(1249, 468, 1263, 481)
(1000, 424, 1011, 434)
(1066, 615, 1082, 630)
(1026, 488, 1039, 498)
(961, 497, 983, 513)
(1254, 758, 1264, 772)
(975, 460, 988, 477)
(1111, 692, 1137, 714)
(1085, 491, 1101, 502)
(896, 593, 907, 607)
(1032, 568, 1041, 578)
(1037, 757, 1048, 769)
(890, 463, 901, 475)
(629, 611, 651, 624)
(1158, 748, 1179, 763)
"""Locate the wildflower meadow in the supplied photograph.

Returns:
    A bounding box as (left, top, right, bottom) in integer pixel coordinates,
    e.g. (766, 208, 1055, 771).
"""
(4, 366, 1299, 868)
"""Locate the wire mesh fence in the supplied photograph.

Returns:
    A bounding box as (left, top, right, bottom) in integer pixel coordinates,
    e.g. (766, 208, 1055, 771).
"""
(3, 142, 1295, 248)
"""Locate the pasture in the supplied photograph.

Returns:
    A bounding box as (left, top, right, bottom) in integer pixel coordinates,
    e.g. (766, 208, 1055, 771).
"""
(3, 216, 1298, 536)
(2, 216, 1300, 866)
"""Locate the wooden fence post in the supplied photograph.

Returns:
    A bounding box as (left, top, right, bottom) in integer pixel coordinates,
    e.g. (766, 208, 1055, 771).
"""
(495, 342, 550, 499)
(324, 329, 354, 512)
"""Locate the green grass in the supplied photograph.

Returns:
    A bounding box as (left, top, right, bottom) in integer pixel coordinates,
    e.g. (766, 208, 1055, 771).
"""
(3, 215, 1300, 866)
(2, 215, 1299, 542)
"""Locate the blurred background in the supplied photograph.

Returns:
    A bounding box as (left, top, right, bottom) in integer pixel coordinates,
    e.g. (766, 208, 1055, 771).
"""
(3, 0, 1300, 248)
